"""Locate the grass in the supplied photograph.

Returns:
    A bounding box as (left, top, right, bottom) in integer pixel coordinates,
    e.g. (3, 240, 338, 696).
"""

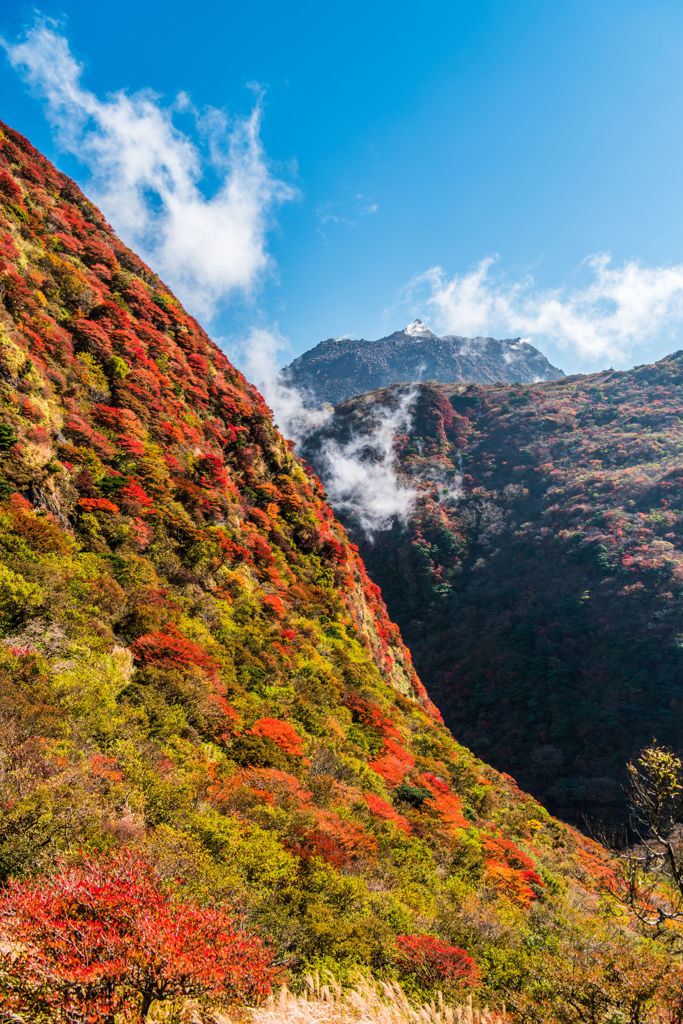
(213, 973, 506, 1024)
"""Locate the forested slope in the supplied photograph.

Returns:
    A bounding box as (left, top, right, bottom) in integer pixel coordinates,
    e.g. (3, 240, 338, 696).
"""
(303, 369, 683, 827)
(0, 119, 670, 1015)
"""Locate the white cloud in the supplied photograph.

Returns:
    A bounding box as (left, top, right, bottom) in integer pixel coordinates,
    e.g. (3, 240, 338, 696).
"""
(235, 329, 417, 538)
(3, 19, 294, 320)
(408, 254, 683, 364)
(238, 327, 332, 442)
(313, 388, 417, 538)
(239, 325, 417, 536)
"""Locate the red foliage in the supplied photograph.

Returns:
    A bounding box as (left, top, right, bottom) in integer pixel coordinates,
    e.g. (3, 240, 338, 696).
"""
(291, 809, 378, 869)
(0, 168, 23, 202)
(131, 624, 218, 681)
(364, 791, 412, 834)
(73, 319, 112, 361)
(26, 425, 49, 445)
(0, 850, 275, 1021)
(120, 481, 154, 512)
(64, 415, 116, 458)
(118, 434, 146, 456)
(346, 694, 403, 743)
(78, 496, 120, 515)
(130, 517, 154, 550)
(368, 741, 416, 787)
(262, 594, 286, 620)
(250, 716, 303, 755)
(393, 934, 480, 987)
(250, 533, 275, 565)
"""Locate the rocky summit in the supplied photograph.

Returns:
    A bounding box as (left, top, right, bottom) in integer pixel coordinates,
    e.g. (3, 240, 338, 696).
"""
(281, 320, 564, 407)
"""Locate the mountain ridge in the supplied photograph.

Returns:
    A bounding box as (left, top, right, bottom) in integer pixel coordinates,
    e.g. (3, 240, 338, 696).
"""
(281, 320, 564, 407)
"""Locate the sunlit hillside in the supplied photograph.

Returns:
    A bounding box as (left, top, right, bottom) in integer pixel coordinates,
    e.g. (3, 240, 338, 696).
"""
(0, 119, 679, 1021)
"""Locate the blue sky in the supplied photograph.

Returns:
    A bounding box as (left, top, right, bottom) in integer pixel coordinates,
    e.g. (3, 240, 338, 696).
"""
(3, 1, 683, 379)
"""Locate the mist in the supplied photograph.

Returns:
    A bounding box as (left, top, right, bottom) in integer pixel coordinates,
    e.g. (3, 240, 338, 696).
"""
(310, 387, 418, 538)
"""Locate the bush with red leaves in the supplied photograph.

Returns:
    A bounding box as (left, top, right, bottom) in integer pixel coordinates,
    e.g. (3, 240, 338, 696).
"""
(0, 850, 275, 1022)
(78, 496, 120, 515)
(364, 791, 412, 834)
(131, 623, 218, 680)
(393, 934, 479, 988)
(251, 716, 303, 755)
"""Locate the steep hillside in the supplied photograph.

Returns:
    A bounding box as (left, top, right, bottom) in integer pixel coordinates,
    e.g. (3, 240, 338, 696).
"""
(0, 119, 666, 1014)
(281, 321, 563, 407)
(302, 369, 683, 826)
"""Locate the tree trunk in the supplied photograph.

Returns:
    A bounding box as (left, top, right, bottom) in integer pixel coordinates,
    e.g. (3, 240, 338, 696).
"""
(140, 991, 154, 1020)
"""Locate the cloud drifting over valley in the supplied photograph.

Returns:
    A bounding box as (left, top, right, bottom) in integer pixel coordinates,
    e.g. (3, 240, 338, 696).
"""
(239, 332, 416, 539)
(408, 255, 683, 365)
(3, 20, 294, 321)
(312, 389, 417, 538)
(239, 327, 333, 441)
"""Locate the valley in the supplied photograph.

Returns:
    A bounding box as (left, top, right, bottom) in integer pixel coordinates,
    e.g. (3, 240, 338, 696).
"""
(302, 367, 683, 826)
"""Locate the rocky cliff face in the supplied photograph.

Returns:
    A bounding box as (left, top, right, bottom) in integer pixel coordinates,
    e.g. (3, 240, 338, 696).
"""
(281, 320, 563, 407)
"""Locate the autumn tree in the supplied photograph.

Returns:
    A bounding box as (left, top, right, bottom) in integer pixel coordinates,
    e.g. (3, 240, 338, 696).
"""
(0, 850, 274, 1022)
(392, 934, 479, 988)
(611, 744, 683, 938)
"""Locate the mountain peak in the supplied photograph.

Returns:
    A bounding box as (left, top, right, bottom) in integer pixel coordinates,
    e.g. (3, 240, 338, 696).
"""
(282, 324, 563, 407)
(403, 318, 435, 339)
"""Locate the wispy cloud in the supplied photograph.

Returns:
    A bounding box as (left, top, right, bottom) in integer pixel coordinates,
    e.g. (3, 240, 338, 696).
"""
(237, 326, 332, 441)
(238, 330, 416, 538)
(407, 254, 683, 364)
(311, 388, 417, 538)
(316, 193, 378, 229)
(3, 19, 295, 321)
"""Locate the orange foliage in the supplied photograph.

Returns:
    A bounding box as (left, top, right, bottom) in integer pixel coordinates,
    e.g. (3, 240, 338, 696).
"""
(368, 740, 416, 786)
(250, 717, 303, 756)
(78, 497, 120, 515)
(364, 792, 412, 834)
(419, 773, 470, 832)
(5, 496, 71, 553)
(482, 831, 544, 908)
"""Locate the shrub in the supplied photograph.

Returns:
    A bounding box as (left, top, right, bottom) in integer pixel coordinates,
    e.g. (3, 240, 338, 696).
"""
(0, 850, 275, 1021)
(251, 717, 304, 756)
(0, 423, 18, 451)
(131, 624, 218, 681)
(393, 934, 480, 988)
(0, 562, 42, 629)
(230, 734, 295, 771)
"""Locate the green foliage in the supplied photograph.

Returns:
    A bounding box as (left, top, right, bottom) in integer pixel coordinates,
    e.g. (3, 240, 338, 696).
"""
(0, 117, 666, 1018)
(0, 562, 42, 630)
(0, 423, 18, 451)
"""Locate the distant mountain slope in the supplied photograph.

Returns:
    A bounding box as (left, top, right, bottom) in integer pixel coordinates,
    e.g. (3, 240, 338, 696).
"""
(301, 363, 683, 826)
(282, 320, 563, 406)
(0, 119, 638, 1006)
